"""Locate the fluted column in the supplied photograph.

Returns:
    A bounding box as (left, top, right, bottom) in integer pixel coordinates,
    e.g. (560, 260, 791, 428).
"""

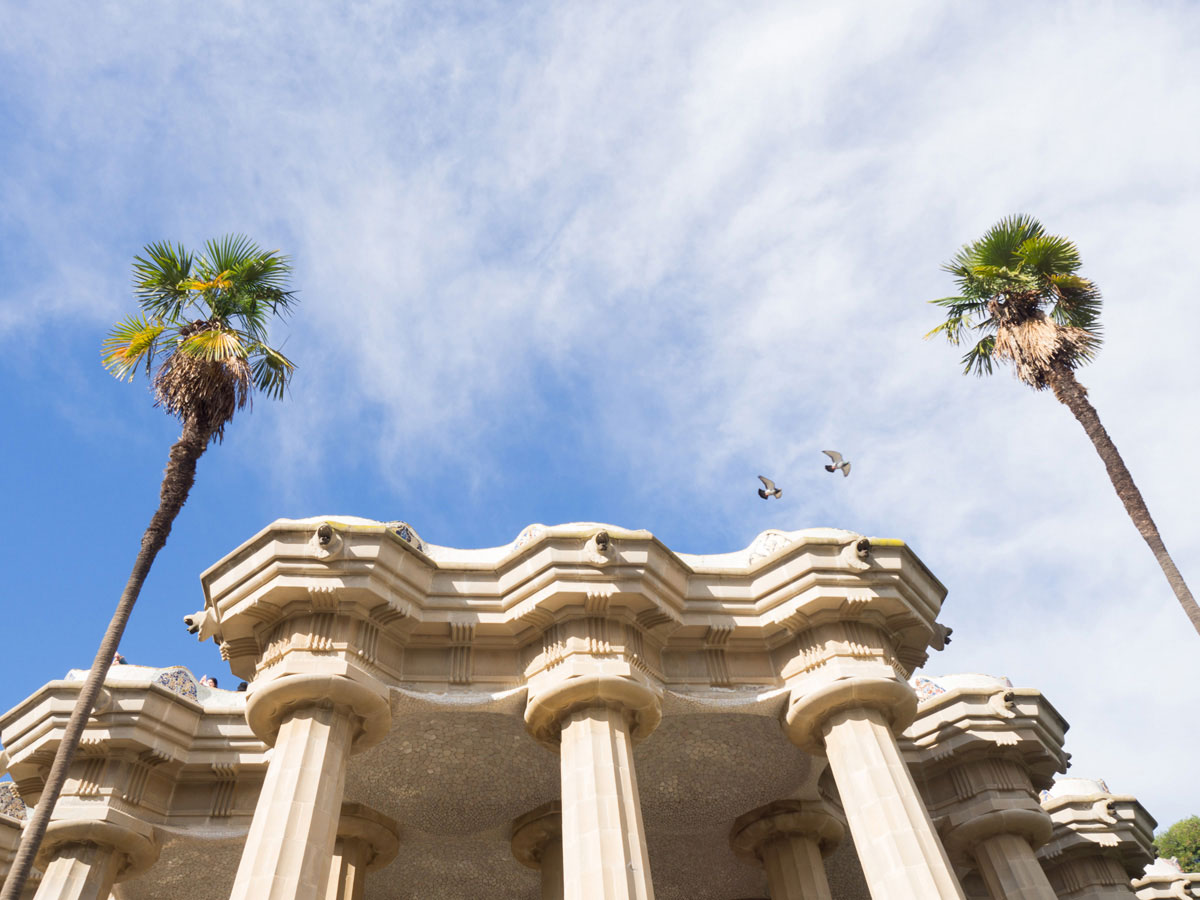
(784, 623, 964, 900)
(928, 761, 1057, 900)
(229, 673, 391, 900)
(730, 800, 844, 900)
(32, 820, 157, 900)
(526, 675, 661, 900)
(512, 802, 564, 900)
(323, 803, 399, 900)
(971, 829, 1057, 899)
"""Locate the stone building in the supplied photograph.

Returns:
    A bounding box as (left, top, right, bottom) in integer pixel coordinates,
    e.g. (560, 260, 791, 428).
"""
(0, 516, 1194, 899)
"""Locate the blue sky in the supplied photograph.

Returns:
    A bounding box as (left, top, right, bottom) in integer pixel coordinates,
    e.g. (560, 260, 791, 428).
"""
(2, 1, 1198, 828)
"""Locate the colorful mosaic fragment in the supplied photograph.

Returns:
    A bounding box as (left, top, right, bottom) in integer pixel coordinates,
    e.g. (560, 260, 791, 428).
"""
(153, 667, 199, 701)
(912, 676, 946, 702)
(0, 783, 26, 820)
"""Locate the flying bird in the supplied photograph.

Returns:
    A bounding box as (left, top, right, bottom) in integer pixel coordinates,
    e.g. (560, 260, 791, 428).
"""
(823, 450, 851, 477)
(757, 475, 782, 499)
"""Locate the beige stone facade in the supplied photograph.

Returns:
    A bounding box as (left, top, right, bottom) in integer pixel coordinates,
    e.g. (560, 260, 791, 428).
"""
(0, 517, 1193, 899)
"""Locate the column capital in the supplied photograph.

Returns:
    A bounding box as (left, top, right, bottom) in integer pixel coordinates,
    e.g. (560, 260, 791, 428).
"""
(35, 817, 158, 884)
(785, 676, 916, 754)
(730, 799, 845, 862)
(511, 801, 562, 870)
(336, 802, 399, 872)
(524, 674, 661, 748)
(245, 671, 391, 752)
(941, 807, 1053, 860)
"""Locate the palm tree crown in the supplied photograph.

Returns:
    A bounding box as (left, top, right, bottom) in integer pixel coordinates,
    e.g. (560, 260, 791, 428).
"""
(102, 235, 297, 440)
(928, 214, 1103, 388)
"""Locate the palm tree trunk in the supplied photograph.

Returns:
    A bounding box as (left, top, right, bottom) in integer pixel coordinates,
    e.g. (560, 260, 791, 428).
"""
(0, 418, 210, 900)
(1047, 365, 1200, 637)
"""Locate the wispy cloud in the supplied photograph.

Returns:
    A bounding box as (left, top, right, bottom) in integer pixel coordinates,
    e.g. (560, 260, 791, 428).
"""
(1, 0, 1197, 824)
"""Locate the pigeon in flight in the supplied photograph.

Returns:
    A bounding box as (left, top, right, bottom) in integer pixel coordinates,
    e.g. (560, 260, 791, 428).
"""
(757, 475, 782, 499)
(823, 450, 851, 477)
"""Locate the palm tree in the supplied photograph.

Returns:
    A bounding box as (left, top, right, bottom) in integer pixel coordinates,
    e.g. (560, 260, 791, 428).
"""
(927, 214, 1199, 637)
(1, 236, 297, 900)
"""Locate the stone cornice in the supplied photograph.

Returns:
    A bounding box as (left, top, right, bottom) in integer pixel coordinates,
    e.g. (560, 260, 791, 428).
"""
(0, 666, 268, 827)
(198, 518, 950, 682)
(1037, 783, 1156, 877)
(903, 681, 1069, 789)
(1134, 858, 1200, 899)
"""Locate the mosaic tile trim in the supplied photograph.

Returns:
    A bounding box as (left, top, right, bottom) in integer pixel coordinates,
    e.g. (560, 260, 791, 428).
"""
(912, 676, 946, 702)
(0, 783, 26, 820)
(153, 667, 199, 701)
(747, 530, 794, 565)
(512, 524, 546, 551)
(384, 520, 425, 553)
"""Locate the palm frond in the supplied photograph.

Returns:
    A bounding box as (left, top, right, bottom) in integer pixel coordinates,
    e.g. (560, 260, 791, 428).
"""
(132, 242, 194, 320)
(1049, 275, 1103, 331)
(248, 343, 296, 400)
(962, 336, 996, 376)
(101, 315, 167, 380)
(971, 214, 1044, 269)
(201, 235, 261, 277)
(927, 295, 993, 345)
(1017, 234, 1081, 277)
(180, 328, 246, 363)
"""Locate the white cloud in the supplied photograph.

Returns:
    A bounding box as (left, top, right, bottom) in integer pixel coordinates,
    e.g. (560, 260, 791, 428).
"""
(1, 0, 1197, 827)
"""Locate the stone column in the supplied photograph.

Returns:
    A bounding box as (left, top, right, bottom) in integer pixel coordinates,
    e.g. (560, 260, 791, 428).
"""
(229, 672, 391, 900)
(323, 803, 399, 900)
(730, 800, 844, 900)
(783, 623, 964, 900)
(956, 818, 1056, 900)
(32, 819, 157, 900)
(526, 674, 661, 900)
(512, 802, 564, 900)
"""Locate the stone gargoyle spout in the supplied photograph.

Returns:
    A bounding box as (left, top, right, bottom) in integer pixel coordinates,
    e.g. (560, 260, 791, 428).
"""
(183, 608, 222, 644)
